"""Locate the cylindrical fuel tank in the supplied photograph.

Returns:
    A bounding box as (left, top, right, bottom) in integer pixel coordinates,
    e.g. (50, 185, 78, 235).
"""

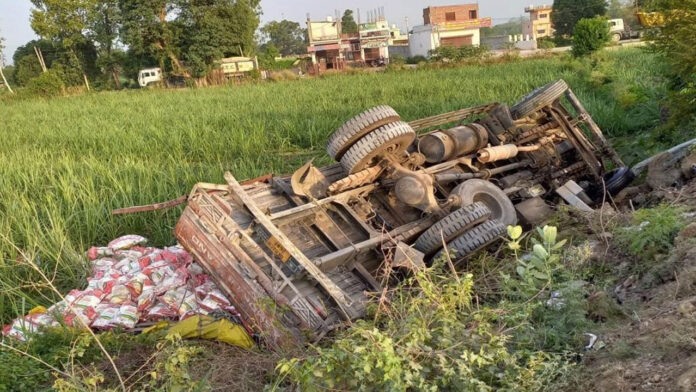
(418, 123, 488, 163)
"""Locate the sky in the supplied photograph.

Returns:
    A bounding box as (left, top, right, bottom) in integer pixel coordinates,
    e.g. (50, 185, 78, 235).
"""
(0, 0, 549, 65)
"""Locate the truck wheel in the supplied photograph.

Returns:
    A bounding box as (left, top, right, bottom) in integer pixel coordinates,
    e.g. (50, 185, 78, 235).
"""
(432, 220, 506, 262)
(452, 179, 518, 226)
(611, 33, 622, 43)
(327, 105, 401, 160)
(413, 202, 492, 255)
(604, 166, 635, 195)
(340, 121, 416, 174)
(510, 79, 568, 120)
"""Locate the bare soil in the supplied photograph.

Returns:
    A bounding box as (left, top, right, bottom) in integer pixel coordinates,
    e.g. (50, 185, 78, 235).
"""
(560, 180, 696, 392)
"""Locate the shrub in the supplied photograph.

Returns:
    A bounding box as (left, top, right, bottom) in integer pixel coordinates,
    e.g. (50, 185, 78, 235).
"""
(406, 55, 427, 65)
(277, 226, 578, 391)
(571, 17, 610, 57)
(25, 71, 65, 97)
(430, 45, 489, 62)
(615, 204, 686, 262)
(537, 37, 557, 49)
(649, 0, 696, 127)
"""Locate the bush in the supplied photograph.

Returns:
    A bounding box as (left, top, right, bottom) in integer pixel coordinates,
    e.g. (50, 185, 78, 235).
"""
(430, 45, 489, 62)
(406, 55, 427, 65)
(537, 37, 557, 50)
(571, 17, 610, 57)
(277, 226, 579, 391)
(649, 0, 696, 127)
(25, 71, 65, 97)
(615, 204, 686, 263)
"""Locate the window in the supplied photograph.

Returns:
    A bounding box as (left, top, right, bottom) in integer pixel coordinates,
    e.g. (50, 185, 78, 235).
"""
(445, 12, 456, 22)
(537, 29, 546, 35)
(469, 10, 477, 19)
(539, 13, 548, 19)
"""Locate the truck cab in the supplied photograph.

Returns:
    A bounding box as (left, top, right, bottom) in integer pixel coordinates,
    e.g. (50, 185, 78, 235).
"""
(138, 68, 162, 87)
(609, 18, 641, 42)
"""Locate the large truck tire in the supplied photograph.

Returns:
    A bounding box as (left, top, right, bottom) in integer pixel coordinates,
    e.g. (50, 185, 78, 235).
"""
(452, 179, 518, 225)
(433, 220, 506, 262)
(413, 202, 492, 255)
(327, 105, 401, 160)
(510, 79, 568, 120)
(340, 121, 416, 174)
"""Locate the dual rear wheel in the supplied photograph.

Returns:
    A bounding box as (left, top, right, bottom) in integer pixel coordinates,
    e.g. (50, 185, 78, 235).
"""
(327, 106, 512, 263)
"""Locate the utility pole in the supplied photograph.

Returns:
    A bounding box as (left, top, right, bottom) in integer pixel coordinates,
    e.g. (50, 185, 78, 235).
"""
(0, 36, 14, 94)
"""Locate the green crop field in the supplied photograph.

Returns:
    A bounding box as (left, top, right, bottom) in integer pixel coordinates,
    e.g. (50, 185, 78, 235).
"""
(0, 48, 668, 322)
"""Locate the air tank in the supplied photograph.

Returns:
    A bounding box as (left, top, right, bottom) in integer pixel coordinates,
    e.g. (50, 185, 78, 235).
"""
(418, 123, 488, 163)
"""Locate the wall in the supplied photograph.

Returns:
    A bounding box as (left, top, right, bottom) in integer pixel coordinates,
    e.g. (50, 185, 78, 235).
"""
(439, 28, 481, 47)
(424, 4, 479, 25)
(388, 45, 410, 59)
(409, 26, 437, 58)
(308, 21, 341, 43)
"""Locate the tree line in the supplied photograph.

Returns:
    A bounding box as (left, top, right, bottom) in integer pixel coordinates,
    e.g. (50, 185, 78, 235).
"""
(4, 0, 263, 90)
(0, 4, 366, 91)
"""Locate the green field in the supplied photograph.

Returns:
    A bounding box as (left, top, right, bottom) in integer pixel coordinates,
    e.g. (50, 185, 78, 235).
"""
(0, 48, 669, 322)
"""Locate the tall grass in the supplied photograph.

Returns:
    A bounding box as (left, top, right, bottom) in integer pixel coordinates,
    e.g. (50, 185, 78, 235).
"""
(0, 48, 667, 322)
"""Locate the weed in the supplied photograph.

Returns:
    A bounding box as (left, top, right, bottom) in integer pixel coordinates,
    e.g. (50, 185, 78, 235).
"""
(615, 204, 686, 264)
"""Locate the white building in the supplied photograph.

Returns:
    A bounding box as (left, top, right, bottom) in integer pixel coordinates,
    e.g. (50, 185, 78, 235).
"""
(408, 4, 491, 58)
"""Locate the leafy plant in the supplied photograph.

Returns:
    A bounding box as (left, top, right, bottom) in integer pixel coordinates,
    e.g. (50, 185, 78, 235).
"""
(276, 255, 572, 391)
(572, 17, 611, 57)
(430, 45, 489, 62)
(615, 204, 686, 262)
(26, 70, 65, 97)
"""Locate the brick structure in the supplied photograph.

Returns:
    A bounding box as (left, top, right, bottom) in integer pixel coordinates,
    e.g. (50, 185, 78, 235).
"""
(410, 4, 492, 58)
(423, 4, 480, 25)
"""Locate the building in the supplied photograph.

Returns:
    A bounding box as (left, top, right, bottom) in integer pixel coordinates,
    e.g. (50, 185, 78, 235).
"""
(307, 17, 345, 70)
(358, 18, 392, 64)
(523, 5, 554, 40)
(409, 4, 492, 58)
(306, 10, 400, 70)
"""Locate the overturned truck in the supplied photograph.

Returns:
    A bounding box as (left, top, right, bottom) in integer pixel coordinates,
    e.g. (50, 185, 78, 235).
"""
(174, 80, 633, 349)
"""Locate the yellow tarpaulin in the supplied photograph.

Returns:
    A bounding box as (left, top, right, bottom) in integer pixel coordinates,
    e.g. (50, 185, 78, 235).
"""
(145, 315, 255, 349)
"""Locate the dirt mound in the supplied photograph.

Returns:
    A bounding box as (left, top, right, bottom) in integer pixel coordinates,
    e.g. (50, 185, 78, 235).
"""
(565, 221, 696, 391)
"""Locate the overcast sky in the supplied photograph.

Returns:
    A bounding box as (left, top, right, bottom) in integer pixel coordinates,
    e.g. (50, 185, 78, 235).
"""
(0, 0, 548, 65)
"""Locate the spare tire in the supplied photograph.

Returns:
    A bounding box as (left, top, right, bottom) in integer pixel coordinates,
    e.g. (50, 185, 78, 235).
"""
(413, 202, 492, 255)
(433, 220, 506, 262)
(326, 105, 401, 160)
(510, 79, 568, 120)
(340, 121, 416, 174)
(452, 179, 518, 225)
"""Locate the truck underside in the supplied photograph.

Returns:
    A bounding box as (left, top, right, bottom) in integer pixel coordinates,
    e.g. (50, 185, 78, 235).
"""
(174, 80, 634, 349)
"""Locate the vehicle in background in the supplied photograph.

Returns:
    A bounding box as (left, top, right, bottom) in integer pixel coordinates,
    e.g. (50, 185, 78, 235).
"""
(138, 68, 163, 87)
(219, 56, 259, 79)
(138, 57, 260, 88)
(608, 18, 642, 42)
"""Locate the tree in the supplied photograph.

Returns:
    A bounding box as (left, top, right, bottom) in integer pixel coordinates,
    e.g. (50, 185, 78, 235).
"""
(12, 39, 58, 86)
(0, 34, 15, 94)
(88, 0, 123, 88)
(30, 0, 98, 89)
(571, 16, 610, 57)
(480, 17, 525, 38)
(341, 9, 358, 34)
(119, 0, 186, 75)
(177, 0, 261, 78)
(650, 0, 696, 126)
(260, 20, 306, 56)
(552, 0, 607, 37)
